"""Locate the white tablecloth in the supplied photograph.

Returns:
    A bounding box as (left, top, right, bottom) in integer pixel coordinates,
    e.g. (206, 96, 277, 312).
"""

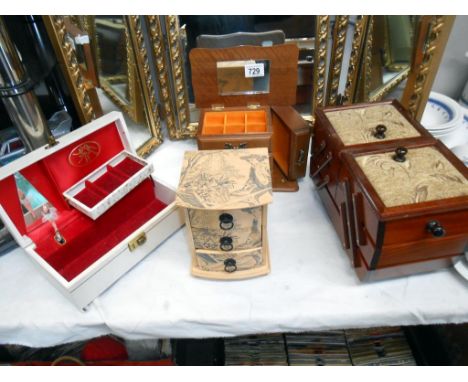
(1, 139, 468, 347)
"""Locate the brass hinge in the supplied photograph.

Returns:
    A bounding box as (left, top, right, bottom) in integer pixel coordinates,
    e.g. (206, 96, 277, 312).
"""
(128, 232, 147, 252)
(211, 104, 224, 111)
(45, 135, 58, 150)
(247, 103, 261, 110)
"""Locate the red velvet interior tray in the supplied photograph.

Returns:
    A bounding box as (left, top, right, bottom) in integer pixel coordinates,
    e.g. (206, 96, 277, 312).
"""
(63, 151, 154, 220)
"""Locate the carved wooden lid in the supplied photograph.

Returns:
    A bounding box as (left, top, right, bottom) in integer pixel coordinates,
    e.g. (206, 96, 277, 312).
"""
(325, 104, 421, 146)
(355, 146, 468, 207)
(176, 148, 273, 210)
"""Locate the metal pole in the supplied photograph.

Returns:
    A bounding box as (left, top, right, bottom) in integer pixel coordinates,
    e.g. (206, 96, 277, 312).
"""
(0, 16, 52, 151)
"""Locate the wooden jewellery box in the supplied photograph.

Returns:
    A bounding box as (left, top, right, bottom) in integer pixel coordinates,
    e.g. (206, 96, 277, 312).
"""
(0, 112, 184, 310)
(341, 141, 468, 281)
(309, 100, 468, 280)
(190, 45, 310, 192)
(175, 148, 272, 280)
(310, 100, 436, 261)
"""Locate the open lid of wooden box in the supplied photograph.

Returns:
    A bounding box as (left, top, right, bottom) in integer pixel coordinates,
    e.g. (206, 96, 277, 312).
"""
(189, 44, 299, 108)
(0, 112, 168, 282)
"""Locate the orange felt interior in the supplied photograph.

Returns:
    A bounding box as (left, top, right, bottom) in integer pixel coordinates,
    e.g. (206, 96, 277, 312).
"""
(202, 110, 267, 135)
(0, 122, 167, 282)
(271, 112, 291, 175)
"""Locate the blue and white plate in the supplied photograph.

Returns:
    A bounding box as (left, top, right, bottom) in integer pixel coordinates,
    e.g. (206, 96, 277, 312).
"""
(422, 92, 463, 132)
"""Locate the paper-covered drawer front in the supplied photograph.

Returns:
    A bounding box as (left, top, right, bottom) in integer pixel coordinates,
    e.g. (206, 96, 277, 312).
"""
(195, 247, 264, 273)
(191, 226, 262, 251)
(188, 207, 262, 232)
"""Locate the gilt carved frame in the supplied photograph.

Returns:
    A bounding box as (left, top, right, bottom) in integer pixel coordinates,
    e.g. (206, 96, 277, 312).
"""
(125, 16, 164, 157)
(401, 15, 455, 121)
(43, 16, 98, 125)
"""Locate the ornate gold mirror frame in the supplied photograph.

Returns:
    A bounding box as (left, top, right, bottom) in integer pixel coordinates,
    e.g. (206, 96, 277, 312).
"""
(145, 16, 197, 140)
(91, 18, 145, 125)
(401, 15, 455, 120)
(47, 15, 166, 157)
(312, 16, 371, 118)
(125, 16, 164, 156)
(312, 15, 455, 123)
(43, 16, 100, 125)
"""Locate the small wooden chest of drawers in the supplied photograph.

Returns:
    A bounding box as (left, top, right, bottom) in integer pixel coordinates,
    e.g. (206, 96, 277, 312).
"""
(176, 148, 272, 280)
(310, 100, 468, 280)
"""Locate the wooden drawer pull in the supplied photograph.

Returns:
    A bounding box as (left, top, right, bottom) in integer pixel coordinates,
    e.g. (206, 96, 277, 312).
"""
(315, 175, 329, 190)
(310, 152, 332, 178)
(312, 140, 326, 158)
(340, 202, 350, 249)
(353, 193, 366, 246)
(296, 149, 306, 166)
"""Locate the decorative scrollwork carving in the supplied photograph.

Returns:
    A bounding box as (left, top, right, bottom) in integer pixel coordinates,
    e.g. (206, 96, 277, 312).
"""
(327, 16, 349, 106)
(343, 16, 369, 104)
(42, 16, 96, 124)
(406, 16, 445, 118)
(312, 16, 330, 118)
(164, 16, 196, 139)
(126, 15, 163, 155)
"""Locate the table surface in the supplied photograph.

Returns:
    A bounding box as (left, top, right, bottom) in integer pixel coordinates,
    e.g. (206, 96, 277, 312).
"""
(1, 138, 468, 348)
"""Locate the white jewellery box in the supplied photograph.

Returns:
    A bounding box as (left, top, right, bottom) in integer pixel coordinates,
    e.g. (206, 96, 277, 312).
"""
(0, 112, 184, 310)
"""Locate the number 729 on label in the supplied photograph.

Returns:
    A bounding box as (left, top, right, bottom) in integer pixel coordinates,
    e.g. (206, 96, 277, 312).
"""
(244, 63, 265, 78)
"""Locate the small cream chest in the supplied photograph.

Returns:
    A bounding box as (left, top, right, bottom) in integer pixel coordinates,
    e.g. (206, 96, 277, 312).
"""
(176, 148, 273, 280)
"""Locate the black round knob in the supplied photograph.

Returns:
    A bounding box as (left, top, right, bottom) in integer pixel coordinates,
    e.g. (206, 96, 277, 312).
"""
(224, 258, 237, 273)
(219, 213, 234, 230)
(219, 236, 233, 251)
(392, 147, 408, 162)
(373, 124, 387, 139)
(426, 220, 446, 237)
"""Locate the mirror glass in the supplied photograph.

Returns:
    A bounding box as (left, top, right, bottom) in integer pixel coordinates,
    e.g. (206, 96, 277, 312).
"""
(217, 59, 270, 96)
(95, 17, 130, 104)
(14, 172, 49, 228)
(92, 16, 153, 152)
(367, 16, 417, 101)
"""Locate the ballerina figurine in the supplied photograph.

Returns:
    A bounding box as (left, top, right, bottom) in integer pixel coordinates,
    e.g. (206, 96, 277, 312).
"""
(41, 204, 66, 245)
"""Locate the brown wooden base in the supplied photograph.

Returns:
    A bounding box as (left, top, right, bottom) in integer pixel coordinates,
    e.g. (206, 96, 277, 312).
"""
(272, 161, 299, 192)
(355, 251, 462, 282)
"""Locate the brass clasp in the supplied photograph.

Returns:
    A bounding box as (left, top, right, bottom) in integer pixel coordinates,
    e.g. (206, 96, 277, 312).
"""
(128, 232, 147, 252)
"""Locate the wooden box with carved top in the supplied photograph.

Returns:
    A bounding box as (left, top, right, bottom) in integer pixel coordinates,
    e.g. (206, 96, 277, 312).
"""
(341, 141, 468, 280)
(310, 100, 437, 267)
(190, 45, 310, 192)
(175, 148, 272, 280)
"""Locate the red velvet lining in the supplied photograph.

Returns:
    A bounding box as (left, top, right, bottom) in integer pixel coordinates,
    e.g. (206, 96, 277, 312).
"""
(30, 179, 167, 281)
(73, 157, 144, 208)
